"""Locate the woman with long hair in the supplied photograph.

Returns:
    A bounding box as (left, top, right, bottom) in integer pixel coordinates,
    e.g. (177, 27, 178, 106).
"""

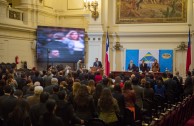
(68, 82, 81, 106)
(74, 85, 96, 121)
(88, 79, 96, 94)
(39, 99, 64, 126)
(7, 99, 31, 126)
(98, 88, 120, 126)
(93, 84, 103, 110)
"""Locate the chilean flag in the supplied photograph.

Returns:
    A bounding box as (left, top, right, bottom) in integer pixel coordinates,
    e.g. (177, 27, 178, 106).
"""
(186, 28, 191, 73)
(105, 31, 110, 76)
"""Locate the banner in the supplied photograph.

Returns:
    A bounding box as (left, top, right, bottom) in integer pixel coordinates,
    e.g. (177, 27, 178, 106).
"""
(159, 50, 173, 72)
(126, 49, 173, 72)
(125, 50, 139, 70)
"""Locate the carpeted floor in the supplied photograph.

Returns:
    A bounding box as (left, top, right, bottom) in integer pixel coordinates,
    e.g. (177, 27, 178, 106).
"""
(184, 116, 194, 126)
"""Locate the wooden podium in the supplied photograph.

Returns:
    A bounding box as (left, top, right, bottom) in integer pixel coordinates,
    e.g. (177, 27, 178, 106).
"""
(90, 67, 104, 75)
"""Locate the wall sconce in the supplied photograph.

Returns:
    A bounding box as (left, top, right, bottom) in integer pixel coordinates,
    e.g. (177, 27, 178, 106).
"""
(113, 42, 123, 50)
(177, 42, 187, 51)
(84, 0, 99, 20)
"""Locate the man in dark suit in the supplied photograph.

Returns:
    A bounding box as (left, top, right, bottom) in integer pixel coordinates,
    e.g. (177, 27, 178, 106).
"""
(128, 60, 136, 71)
(140, 60, 148, 72)
(0, 85, 17, 124)
(93, 58, 102, 68)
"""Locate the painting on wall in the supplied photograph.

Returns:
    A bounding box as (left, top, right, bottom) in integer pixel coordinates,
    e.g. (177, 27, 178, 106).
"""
(116, 0, 187, 24)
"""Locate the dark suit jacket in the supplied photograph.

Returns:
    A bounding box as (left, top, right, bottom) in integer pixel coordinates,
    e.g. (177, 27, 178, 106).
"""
(0, 95, 17, 120)
(93, 61, 102, 68)
(140, 63, 148, 72)
(128, 63, 136, 71)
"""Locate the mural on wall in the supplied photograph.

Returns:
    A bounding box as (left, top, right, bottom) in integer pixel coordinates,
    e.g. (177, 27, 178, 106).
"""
(116, 0, 187, 24)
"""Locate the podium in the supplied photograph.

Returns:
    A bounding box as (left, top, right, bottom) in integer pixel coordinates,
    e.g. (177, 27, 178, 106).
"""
(90, 67, 104, 75)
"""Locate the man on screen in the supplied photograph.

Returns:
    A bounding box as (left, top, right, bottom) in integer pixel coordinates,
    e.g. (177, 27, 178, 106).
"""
(93, 58, 102, 68)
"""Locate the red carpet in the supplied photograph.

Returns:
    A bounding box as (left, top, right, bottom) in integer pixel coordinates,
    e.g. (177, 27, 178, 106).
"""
(184, 116, 194, 126)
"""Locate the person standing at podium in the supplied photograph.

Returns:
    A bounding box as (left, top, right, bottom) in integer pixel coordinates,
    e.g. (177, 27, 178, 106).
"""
(93, 58, 102, 68)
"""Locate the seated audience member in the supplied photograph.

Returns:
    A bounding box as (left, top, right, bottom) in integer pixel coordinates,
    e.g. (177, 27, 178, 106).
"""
(39, 99, 64, 126)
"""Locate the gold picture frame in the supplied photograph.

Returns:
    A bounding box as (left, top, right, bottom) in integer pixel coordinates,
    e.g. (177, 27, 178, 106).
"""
(116, 0, 187, 24)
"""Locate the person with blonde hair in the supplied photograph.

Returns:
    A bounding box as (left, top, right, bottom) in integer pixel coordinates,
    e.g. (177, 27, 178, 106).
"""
(68, 82, 81, 105)
(88, 79, 96, 94)
(63, 30, 84, 55)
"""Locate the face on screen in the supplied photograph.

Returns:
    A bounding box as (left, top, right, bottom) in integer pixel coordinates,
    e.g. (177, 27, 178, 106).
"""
(49, 50, 59, 58)
(70, 32, 79, 40)
(36, 26, 85, 63)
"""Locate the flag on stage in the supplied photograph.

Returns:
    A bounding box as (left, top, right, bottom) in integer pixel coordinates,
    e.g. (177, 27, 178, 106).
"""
(105, 31, 110, 76)
(186, 28, 191, 73)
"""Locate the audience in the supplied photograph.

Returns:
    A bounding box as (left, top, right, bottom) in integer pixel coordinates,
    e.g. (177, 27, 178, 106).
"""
(0, 63, 193, 126)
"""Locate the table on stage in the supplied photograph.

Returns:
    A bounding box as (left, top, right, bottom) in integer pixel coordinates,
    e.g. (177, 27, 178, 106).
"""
(111, 71, 163, 78)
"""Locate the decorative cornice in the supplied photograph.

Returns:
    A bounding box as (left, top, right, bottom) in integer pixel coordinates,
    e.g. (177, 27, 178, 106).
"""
(0, 23, 35, 32)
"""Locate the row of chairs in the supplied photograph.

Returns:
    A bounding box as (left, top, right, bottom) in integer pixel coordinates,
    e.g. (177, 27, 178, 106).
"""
(150, 95, 194, 126)
(76, 95, 194, 126)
